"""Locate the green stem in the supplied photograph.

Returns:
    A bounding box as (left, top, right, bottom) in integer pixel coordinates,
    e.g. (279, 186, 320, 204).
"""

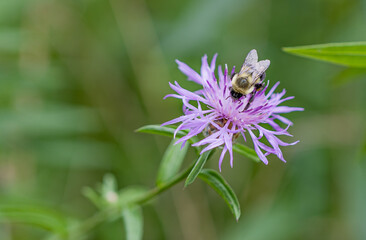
(69, 160, 197, 239)
(135, 161, 195, 205)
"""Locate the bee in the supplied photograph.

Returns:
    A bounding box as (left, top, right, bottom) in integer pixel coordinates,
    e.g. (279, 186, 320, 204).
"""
(230, 49, 270, 110)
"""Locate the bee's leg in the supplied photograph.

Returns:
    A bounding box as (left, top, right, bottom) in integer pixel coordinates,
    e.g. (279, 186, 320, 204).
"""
(255, 83, 263, 91)
(259, 72, 266, 82)
(226, 87, 232, 100)
(242, 92, 256, 111)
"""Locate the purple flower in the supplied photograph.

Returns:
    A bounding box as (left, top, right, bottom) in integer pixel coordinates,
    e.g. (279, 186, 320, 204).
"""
(162, 50, 303, 170)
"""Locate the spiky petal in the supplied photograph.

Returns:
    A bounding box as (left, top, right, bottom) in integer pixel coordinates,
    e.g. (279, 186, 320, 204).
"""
(163, 51, 303, 170)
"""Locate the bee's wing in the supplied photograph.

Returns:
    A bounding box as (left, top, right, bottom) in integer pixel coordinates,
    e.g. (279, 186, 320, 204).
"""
(252, 59, 270, 82)
(257, 59, 270, 73)
(244, 49, 258, 65)
(238, 49, 258, 75)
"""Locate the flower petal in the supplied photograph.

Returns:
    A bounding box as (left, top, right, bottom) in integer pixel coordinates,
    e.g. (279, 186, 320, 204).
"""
(273, 106, 304, 113)
(176, 59, 202, 84)
(164, 52, 302, 168)
(219, 146, 228, 172)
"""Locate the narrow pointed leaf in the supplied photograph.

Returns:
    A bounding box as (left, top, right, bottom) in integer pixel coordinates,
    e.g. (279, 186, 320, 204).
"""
(185, 150, 211, 187)
(101, 173, 118, 201)
(82, 187, 104, 208)
(199, 169, 241, 220)
(136, 125, 187, 138)
(283, 42, 366, 68)
(233, 143, 260, 162)
(121, 205, 143, 240)
(156, 139, 189, 186)
(136, 125, 201, 155)
(136, 125, 199, 144)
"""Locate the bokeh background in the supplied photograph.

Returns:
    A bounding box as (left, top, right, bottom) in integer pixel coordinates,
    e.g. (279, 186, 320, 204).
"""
(1, 0, 366, 239)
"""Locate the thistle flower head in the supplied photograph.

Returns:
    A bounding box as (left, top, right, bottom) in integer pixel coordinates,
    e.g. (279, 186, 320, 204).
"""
(163, 50, 303, 170)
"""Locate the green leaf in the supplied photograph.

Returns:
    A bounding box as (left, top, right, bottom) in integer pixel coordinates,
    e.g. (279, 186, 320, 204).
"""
(233, 143, 260, 162)
(156, 139, 189, 186)
(82, 174, 120, 210)
(136, 125, 187, 138)
(121, 205, 144, 240)
(84, 176, 148, 211)
(119, 186, 149, 207)
(199, 169, 241, 220)
(136, 125, 201, 155)
(82, 187, 104, 209)
(138, 126, 259, 161)
(185, 150, 211, 187)
(101, 174, 119, 205)
(283, 42, 366, 68)
(102, 174, 118, 195)
(0, 203, 68, 236)
(136, 125, 199, 144)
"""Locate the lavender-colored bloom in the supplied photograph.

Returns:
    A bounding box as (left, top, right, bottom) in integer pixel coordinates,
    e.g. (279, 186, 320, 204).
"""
(163, 50, 303, 170)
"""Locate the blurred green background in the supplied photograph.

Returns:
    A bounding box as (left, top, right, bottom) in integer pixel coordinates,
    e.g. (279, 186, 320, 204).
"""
(1, 0, 366, 239)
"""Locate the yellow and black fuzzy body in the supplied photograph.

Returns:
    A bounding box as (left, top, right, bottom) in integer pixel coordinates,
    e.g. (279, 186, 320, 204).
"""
(229, 49, 270, 101)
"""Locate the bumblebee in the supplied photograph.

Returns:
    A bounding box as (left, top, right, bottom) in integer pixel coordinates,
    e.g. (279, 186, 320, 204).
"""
(230, 49, 270, 110)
